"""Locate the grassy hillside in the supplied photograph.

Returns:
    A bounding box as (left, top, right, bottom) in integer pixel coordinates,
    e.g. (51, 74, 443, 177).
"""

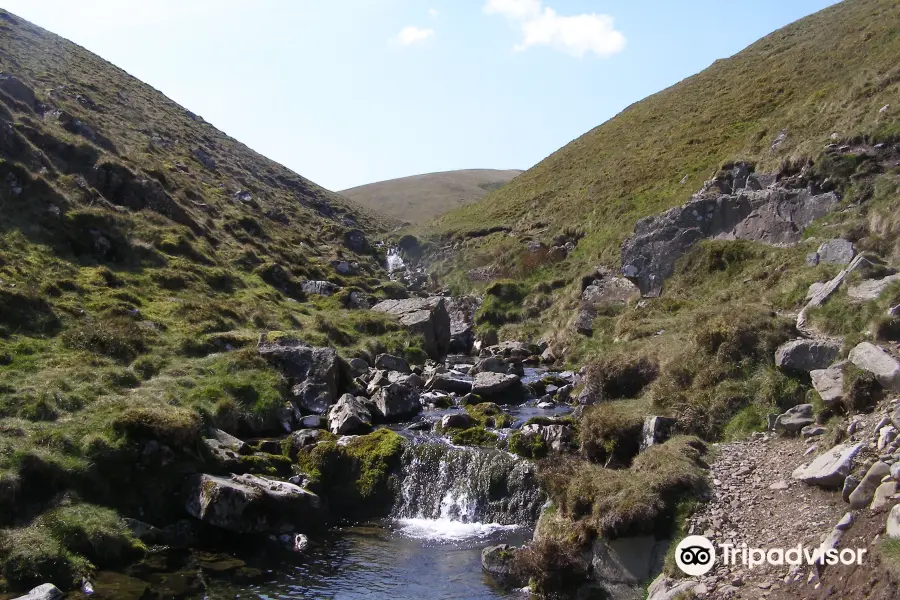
(342, 168, 522, 224)
(0, 9, 425, 588)
(420, 0, 900, 296)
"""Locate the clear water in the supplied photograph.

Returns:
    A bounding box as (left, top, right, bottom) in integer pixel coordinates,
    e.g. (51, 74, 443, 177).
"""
(212, 521, 531, 600)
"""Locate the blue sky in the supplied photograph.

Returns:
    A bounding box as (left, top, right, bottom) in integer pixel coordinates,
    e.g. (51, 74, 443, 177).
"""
(3, 0, 839, 191)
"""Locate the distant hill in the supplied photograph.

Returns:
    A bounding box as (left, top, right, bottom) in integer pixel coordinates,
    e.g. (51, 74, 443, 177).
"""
(341, 169, 523, 224)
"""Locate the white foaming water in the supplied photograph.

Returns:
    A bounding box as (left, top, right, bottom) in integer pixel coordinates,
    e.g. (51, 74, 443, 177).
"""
(386, 248, 405, 273)
(395, 518, 520, 542)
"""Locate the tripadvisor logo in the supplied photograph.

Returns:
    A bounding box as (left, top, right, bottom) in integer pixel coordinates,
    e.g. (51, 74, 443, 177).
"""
(674, 535, 869, 576)
(675, 535, 716, 576)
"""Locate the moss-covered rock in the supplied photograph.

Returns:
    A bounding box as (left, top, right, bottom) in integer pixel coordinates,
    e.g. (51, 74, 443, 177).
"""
(450, 427, 498, 447)
(465, 403, 513, 428)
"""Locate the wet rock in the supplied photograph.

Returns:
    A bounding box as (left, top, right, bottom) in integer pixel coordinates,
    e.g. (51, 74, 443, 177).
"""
(12, 584, 63, 600)
(816, 239, 855, 265)
(848, 461, 891, 509)
(372, 383, 421, 422)
(425, 372, 472, 395)
(185, 473, 322, 534)
(123, 518, 162, 544)
(471, 372, 524, 404)
(481, 544, 524, 585)
(440, 412, 472, 430)
(775, 339, 841, 373)
(621, 187, 839, 295)
(792, 443, 863, 488)
(327, 394, 372, 435)
(258, 335, 338, 414)
(849, 342, 900, 391)
(375, 353, 411, 374)
(775, 404, 815, 433)
(640, 416, 677, 451)
(810, 366, 845, 409)
(372, 297, 451, 360)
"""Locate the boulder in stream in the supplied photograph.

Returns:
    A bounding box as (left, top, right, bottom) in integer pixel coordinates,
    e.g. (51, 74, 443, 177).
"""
(372, 297, 451, 360)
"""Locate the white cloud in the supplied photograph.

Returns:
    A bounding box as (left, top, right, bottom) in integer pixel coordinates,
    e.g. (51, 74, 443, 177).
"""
(429, 8, 439, 18)
(483, 0, 625, 58)
(392, 26, 436, 46)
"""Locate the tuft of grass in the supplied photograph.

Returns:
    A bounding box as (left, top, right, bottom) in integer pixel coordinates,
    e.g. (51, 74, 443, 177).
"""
(578, 400, 647, 467)
(39, 502, 146, 568)
(0, 524, 91, 590)
(543, 437, 708, 538)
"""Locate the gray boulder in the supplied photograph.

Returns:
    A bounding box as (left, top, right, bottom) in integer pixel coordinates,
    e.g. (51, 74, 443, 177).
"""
(372, 383, 422, 422)
(300, 280, 340, 296)
(440, 412, 472, 430)
(185, 473, 322, 534)
(816, 239, 855, 265)
(348, 358, 369, 378)
(446, 296, 480, 354)
(372, 297, 451, 360)
(621, 187, 839, 295)
(425, 372, 473, 395)
(210, 429, 250, 455)
(258, 335, 338, 414)
(471, 372, 524, 404)
(12, 584, 63, 600)
(640, 416, 677, 451)
(375, 353, 411, 374)
(792, 443, 863, 488)
(774, 404, 815, 433)
(849, 342, 900, 392)
(522, 423, 574, 453)
(470, 356, 507, 376)
(327, 394, 372, 435)
(775, 339, 841, 373)
(810, 366, 845, 409)
(848, 461, 891, 509)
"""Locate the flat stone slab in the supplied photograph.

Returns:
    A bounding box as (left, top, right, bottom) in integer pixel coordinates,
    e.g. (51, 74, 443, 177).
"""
(848, 274, 900, 301)
(792, 443, 863, 488)
(849, 342, 900, 392)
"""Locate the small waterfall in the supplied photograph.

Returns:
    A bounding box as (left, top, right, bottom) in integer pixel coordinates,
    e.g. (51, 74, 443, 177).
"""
(386, 247, 405, 274)
(393, 443, 544, 534)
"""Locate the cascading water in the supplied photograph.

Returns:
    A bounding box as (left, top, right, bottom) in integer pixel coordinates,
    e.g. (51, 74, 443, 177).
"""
(392, 442, 544, 541)
(386, 247, 406, 274)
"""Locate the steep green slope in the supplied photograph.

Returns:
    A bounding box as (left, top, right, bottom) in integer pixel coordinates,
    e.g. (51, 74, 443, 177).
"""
(0, 9, 422, 587)
(341, 168, 522, 224)
(421, 0, 900, 291)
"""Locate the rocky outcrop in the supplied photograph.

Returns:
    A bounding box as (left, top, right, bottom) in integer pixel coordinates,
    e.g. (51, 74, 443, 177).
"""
(848, 273, 900, 301)
(257, 334, 339, 415)
(792, 443, 863, 488)
(849, 342, 900, 392)
(300, 280, 340, 296)
(775, 339, 841, 373)
(446, 296, 480, 354)
(425, 372, 473, 395)
(591, 536, 669, 600)
(185, 473, 322, 534)
(621, 184, 839, 295)
(815, 239, 855, 265)
(327, 394, 372, 435)
(372, 297, 451, 360)
(372, 383, 421, 422)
